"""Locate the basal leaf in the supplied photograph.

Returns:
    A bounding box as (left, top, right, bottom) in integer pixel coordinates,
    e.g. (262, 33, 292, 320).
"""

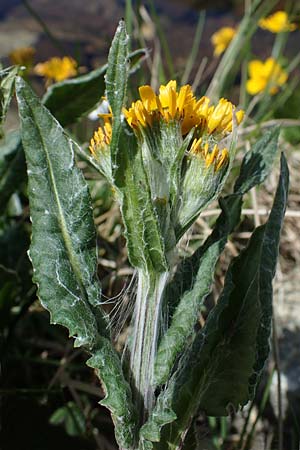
(234, 127, 279, 195)
(43, 65, 106, 126)
(16, 77, 137, 449)
(0, 131, 26, 214)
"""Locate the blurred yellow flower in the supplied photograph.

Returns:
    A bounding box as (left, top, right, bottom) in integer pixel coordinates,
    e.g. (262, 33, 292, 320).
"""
(34, 56, 77, 83)
(211, 27, 236, 56)
(9, 47, 35, 68)
(246, 58, 288, 95)
(259, 11, 296, 33)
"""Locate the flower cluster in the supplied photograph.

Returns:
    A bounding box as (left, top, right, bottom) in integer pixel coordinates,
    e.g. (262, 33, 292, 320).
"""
(246, 57, 288, 95)
(259, 10, 296, 33)
(34, 56, 77, 83)
(123, 81, 244, 171)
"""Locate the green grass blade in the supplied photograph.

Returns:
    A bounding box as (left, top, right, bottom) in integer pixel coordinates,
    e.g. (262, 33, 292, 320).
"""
(181, 11, 205, 85)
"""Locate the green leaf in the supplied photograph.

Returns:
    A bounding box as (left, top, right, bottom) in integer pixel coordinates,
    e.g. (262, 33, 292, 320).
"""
(115, 126, 168, 272)
(234, 127, 279, 195)
(105, 20, 129, 169)
(0, 66, 18, 133)
(0, 131, 26, 214)
(248, 152, 289, 397)
(87, 342, 137, 447)
(142, 154, 288, 449)
(154, 194, 243, 386)
(50, 401, 86, 437)
(43, 65, 106, 126)
(16, 77, 137, 449)
(16, 76, 106, 347)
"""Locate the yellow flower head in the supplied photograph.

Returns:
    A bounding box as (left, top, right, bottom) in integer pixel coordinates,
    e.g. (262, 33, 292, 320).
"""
(9, 47, 35, 67)
(211, 27, 236, 57)
(89, 119, 112, 157)
(246, 58, 288, 95)
(123, 81, 244, 171)
(34, 56, 77, 83)
(259, 11, 296, 33)
(123, 80, 243, 136)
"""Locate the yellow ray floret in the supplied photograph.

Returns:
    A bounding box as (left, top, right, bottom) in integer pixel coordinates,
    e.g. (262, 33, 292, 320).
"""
(89, 120, 112, 156)
(123, 81, 244, 137)
(259, 11, 296, 33)
(190, 138, 229, 172)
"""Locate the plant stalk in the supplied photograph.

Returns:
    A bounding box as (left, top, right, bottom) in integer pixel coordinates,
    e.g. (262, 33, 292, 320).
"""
(130, 269, 169, 423)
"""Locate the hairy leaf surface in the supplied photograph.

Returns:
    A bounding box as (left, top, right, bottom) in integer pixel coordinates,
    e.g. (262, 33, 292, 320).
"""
(105, 19, 129, 169)
(16, 77, 136, 449)
(0, 66, 18, 132)
(154, 195, 242, 385)
(0, 131, 26, 214)
(234, 127, 280, 194)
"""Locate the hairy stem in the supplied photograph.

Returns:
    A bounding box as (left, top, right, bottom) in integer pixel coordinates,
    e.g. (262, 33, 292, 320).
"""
(130, 269, 169, 423)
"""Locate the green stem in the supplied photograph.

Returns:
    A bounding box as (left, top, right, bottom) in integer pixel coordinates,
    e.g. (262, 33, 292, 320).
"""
(130, 269, 169, 422)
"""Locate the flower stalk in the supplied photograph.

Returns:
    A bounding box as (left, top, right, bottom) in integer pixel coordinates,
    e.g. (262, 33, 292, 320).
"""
(130, 269, 169, 421)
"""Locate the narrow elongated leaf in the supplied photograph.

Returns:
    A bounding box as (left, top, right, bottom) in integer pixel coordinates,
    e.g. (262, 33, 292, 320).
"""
(234, 127, 280, 194)
(142, 154, 288, 449)
(105, 20, 129, 168)
(154, 195, 242, 386)
(43, 65, 106, 126)
(0, 66, 18, 132)
(115, 126, 167, 272)
(0, 131, 26, 214)
(248, 152, 289, 397)
(16, 77, 137, 449)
